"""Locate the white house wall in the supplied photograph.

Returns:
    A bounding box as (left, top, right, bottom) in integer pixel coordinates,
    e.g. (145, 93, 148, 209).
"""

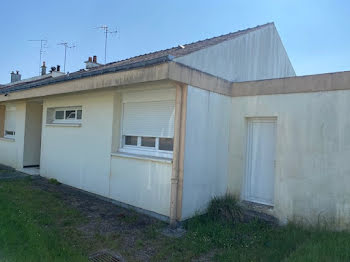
(110, 156, 172, 217)
(39, 85, 175, 218)
(40, 91, 114, 197)
(229, 90, 350, 229)
(174, 23, 295, 82)
(181, 86, 231, 219)
(0, 102, 26, 169)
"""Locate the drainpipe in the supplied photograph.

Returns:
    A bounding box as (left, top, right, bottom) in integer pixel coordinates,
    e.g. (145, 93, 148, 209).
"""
(169, 84, 183, 227)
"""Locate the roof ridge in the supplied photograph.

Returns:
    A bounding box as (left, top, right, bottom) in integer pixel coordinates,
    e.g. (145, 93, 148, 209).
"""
(97, 22, 274, 71)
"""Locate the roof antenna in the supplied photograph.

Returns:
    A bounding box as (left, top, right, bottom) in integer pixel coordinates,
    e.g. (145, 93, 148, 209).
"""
(95, 25, 118, 64)
(28, 39, 48, 75)
(57, 42, 76, 73)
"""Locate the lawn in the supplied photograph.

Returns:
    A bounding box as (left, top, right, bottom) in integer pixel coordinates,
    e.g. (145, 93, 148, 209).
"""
(0, 171, 350, 261)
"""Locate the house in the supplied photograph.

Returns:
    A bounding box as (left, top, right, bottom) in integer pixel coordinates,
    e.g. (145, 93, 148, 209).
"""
(1, 22, 349, 229)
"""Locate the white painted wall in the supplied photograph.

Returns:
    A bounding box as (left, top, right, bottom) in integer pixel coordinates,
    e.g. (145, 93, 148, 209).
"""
(229, 90, 350, 229)
(181, 86, 231, 219)
(174, 23, 295, 82)
(40, 91, 115, 197)
(110, 155, 172, 216)
(23, 102, 42, 166)
(40, 85, 175, 218)
(0, 102, 26, 169)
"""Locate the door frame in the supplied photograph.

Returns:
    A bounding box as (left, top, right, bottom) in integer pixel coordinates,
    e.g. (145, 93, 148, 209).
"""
(243, 117, 277, 206)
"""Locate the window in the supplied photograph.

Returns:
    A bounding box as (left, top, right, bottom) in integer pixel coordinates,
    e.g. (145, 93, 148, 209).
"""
(4, 106, 16, 139)
(119, 92, 175, 158)
(51, 107, 82, 124)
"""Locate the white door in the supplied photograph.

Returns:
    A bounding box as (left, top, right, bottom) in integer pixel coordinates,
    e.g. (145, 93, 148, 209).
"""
(245, 118, 276, 206)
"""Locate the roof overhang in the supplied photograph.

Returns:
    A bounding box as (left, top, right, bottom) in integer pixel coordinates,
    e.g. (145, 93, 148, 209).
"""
(0, 60, 232, 102)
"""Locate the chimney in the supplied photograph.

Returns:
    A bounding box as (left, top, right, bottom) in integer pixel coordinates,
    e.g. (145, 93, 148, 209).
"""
(41, 61, 47, 76)
(85, 55, 100, 69)
(57, 65, 61, 72)
(10, 71, 21, 83)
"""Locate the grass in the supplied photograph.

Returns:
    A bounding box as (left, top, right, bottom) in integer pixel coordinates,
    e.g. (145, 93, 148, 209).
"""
(0, 177, 88, 262)
(1, 177, 350, 261)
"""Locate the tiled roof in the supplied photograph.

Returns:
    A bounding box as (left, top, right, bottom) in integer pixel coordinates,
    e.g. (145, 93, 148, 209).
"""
(87, 22, 273, 72)
(0, 23, 273, 93)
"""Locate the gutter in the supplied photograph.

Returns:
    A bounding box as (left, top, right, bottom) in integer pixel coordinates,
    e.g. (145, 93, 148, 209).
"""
(0, 55, 175, 95)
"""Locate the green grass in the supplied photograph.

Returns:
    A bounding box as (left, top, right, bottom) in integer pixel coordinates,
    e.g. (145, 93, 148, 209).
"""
(1, 177, 350, 261)
(0, 178, 88, 262)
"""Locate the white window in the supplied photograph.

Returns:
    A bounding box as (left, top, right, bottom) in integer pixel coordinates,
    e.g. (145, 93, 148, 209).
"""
(4, 106, 16, 139)
(52, 107, 82, 124)
(119, 90, 175, 158)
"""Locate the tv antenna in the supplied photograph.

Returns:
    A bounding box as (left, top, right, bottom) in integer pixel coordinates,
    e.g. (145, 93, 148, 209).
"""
(57, 42, 76, 72)
(95, 25, 117, 64)
(28, 39, 48, 75)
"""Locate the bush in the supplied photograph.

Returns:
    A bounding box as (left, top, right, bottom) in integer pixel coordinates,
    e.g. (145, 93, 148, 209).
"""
(207, 194, 243, 224)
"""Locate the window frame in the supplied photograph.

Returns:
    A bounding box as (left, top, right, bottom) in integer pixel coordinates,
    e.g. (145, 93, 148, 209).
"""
(119, 135, 173, 159)
(52, 107, 82, 124)
(4, 106, 16, 139)
(118, 92, 175, 159)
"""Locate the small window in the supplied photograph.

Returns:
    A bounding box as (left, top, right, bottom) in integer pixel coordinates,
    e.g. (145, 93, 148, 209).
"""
(141, 137, 156, 147)
(55, 111, 64, 120)
(159, 138, 173, 151)
(4, 105, 16, 139)
(77, 110, 82, 120)
(65, 110, 76, 120)
(51, 107, 83, 124)
(125, 136, 138, 146)
(5, 131, 15, 137)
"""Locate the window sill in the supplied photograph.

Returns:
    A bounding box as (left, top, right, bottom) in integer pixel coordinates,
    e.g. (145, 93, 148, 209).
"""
(0, 137, 15, 142)
(46, 123, 82, 127)
(111, 152, 172, 164)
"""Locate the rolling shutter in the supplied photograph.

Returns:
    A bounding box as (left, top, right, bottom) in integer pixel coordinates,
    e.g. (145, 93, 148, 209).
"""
(122, 100, 175, 138)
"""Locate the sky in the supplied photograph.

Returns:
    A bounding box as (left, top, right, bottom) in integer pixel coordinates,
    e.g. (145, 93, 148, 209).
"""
(0, 0, 349, 83)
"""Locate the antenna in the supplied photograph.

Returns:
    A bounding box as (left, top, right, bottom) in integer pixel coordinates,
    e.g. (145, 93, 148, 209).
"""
(28, 39, 48, 75)
(95, 25, 118, 64)
(57, 42, 76, 73)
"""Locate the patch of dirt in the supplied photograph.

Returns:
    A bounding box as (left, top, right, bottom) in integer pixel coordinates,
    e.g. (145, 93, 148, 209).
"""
(31, 177, 167, 261)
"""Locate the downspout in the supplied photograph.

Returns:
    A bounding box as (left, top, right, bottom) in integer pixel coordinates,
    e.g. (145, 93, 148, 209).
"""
(170, 84, 185, 227)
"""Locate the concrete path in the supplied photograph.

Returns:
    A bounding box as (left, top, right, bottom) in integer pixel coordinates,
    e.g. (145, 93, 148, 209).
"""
(0, 165, 28, 180)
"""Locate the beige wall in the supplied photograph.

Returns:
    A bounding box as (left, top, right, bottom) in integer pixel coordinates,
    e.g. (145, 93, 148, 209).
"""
(23, 102, 43, 166)
(229, 90, 350, 229)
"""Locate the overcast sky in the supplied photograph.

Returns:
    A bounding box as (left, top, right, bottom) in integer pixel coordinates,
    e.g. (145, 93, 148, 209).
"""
(0, 0, 349, 83)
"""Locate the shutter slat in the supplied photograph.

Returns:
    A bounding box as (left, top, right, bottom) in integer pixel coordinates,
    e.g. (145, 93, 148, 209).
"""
(123, 100, 175, 138)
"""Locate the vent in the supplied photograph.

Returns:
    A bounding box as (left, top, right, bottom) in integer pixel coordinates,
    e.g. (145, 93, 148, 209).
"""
(89, 250, 122, 262)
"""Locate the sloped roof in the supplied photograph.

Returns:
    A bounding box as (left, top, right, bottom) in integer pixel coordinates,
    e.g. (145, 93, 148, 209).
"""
(88, 22, 273, 72)
(0, 22, 273, 94)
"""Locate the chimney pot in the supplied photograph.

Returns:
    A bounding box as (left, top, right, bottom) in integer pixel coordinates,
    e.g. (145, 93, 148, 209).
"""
(88, 57, 92, 62)
(93, 56, 97, 63)
(41, 61, 47, 76)
(10, 70, 21, 83)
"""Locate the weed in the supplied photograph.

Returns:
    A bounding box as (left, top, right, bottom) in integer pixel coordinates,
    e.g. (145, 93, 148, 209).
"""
(48, 178, 61, 185)
(207, 194, 243, 223)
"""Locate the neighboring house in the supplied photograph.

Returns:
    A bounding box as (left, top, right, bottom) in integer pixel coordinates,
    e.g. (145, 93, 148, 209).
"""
(1, 22, 350, 229)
